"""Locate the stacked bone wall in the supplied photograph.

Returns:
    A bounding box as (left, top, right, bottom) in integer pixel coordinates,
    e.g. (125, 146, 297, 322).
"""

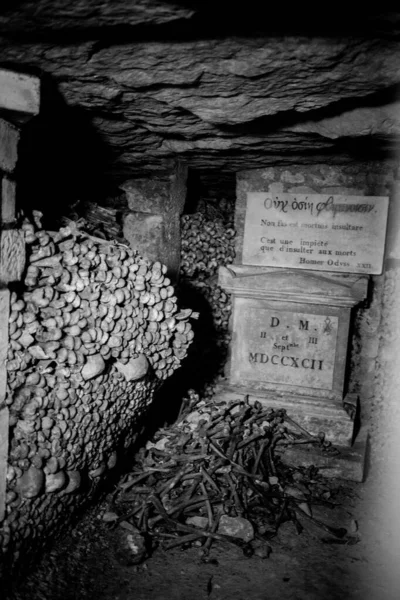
(178, 196, 236, 395)
(0, 215, 194, 573)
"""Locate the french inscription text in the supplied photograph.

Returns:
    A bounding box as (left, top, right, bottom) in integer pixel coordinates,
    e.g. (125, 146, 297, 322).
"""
(237, 309, 338, 390)
(243, 193, 389, 274)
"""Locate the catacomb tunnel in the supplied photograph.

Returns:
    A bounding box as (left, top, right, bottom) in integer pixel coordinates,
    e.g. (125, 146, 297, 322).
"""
(1, 3, 400, 599)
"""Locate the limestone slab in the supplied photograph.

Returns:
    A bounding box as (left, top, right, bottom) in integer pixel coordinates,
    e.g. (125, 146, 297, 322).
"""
(0, 118, 20, 173)
(123, 212, 165, 263)
(0, 174, 25, 284)
(241, 192, 389, 275)
(0, 229, 26, 284)
(227, 296, 350, 401)
(120, 179, 168, 214)
(233, 306, 338, 391)
(1, 177, 16, 223)
(121, 164, 187, 280)
(218, 265, 369, 308)
(0, 68, 40, 114)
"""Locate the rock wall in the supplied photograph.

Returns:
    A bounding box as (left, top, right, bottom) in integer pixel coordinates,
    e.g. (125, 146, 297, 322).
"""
(352, 165, 400, 596)
(1, 17, 399, 181)
(370, 167, 400, 454)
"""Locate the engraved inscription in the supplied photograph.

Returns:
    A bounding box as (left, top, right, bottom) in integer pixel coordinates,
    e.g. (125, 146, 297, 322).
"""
(237, 309, 338, 390)
(242, 193, 389, 275)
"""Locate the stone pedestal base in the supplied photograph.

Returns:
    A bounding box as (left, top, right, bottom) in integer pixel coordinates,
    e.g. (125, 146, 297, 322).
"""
(214, 384, 367, 481)
(278, 425, 369, 483)
(217, 264, 369, 479)
(214, 383, 356, 446)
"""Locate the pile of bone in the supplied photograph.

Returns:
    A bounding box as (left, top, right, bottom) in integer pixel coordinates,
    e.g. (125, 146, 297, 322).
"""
(180, 212, 235, 334)
(8, 217, 195, 380)
(179, 212, 235, 384)
(196, 283, 231, 336)
(4, 216, 196, 513)
(107, 391, 347, 565)
(180, 213, 235, 280)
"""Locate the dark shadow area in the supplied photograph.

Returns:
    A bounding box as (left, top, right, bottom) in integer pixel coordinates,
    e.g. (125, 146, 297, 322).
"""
(149, 279, 226, 427)
(143, 165, 235, 428)
(195, 171, 236, 201)
(0, 3, 399, 42)
(183, 169, 204, 214)
(182, 168, 236, 213)
(189, 141, 397, 174)
(15, 72, 117, 228)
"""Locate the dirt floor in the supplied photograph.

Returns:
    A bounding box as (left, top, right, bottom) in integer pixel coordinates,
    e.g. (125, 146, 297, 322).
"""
(3, 391, 400, 600)
(3, 472, 394, 600)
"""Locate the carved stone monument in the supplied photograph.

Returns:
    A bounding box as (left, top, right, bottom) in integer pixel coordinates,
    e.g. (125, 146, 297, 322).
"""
(216, 166, 390, 480)
(218, 266, 368, 447)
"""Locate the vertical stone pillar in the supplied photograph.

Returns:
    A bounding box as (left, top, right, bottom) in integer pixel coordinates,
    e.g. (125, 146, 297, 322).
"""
(0, 289, 9, 522)
(120, 163, 187, 281)
(0, 68, 39, 523)
(0, 171, 16, 523)
(0, 170, 16, 524)
(0, 117, 20, 174)
(0, 176, 25, 284)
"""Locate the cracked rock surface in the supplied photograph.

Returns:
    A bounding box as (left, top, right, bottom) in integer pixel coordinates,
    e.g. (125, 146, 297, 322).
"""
(0, 3, 399, 183)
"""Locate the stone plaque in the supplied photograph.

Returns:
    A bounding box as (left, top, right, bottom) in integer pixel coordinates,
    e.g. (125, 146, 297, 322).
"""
(242, 193, 389, 274)
(233, 307, 338, 391)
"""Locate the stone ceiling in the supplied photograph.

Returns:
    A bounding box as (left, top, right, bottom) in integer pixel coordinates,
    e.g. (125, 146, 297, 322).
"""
(1, 2, 400, 194)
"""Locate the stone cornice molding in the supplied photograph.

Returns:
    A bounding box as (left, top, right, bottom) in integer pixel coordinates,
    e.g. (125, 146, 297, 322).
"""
(219, 265, 369, 307)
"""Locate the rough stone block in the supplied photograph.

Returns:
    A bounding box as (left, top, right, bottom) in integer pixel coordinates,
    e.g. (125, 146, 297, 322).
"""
(0, 118, 20, 173)
(0, 68, 40, 114)
(120, 179, 168, 214)
(186, 516, 209, 529)
(1, 177, 16, 223)
(0, 229, 26, 283)
(218, 515, 254, 542)
(123, 212, 165, 262)
(120, 163, 187, 279)
(280, 170, 305, 184)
